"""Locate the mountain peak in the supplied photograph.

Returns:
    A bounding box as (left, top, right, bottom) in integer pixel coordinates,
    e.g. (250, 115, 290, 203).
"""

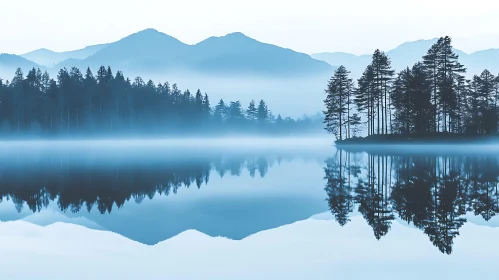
(222, 32, 254, 41)
(121, 28, 179, 42)
(84, 27, 188, 64)
(138, 28, 160, 34)
(197, 32, 257, 46)
(23, 48, 56, 55)
(129, 28, 163, 37)
(225, 32, 247, 37)
(36, 48, 54, 52)
(388, 38, 439, 53)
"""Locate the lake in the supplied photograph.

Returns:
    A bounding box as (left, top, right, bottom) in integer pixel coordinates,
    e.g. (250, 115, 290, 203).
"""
(0, 139, 498, 279)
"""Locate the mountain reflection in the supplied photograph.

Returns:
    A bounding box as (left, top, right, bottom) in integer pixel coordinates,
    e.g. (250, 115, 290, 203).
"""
(325, 149, 499, 254)
(2, 147, 498, 253)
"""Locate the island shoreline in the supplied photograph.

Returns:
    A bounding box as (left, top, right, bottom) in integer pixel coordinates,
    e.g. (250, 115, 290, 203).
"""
(335, 133, 499, 145)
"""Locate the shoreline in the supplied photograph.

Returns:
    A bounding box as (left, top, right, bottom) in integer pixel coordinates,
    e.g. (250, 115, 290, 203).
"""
(335, 133, 499, 145)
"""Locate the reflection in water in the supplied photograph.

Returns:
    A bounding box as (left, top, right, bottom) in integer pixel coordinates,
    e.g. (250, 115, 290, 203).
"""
(1, 145, 498, 254)
(0, 146, 328, 244)
(325, 149, 499, 254)
(0, 154, 275, 215)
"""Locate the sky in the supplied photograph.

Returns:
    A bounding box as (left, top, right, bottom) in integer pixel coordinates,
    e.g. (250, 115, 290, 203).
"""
(2, 0, 499, 55)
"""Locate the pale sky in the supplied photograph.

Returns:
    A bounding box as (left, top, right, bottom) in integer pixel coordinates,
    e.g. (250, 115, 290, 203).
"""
(2, 0, 499, 55)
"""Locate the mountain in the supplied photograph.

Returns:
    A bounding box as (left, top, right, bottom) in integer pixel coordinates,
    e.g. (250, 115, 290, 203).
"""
(1, 29, 333, 116)
(21, 44, 108, 67)
(462, 48, 499, 75)
(311, 52, 370, 77)
(0, 54, 42, 79)
(386, 38, 438, 70)
(189, 32, 333, 75)
(57, 28, 333, 77)
(311, 39, 442, 77)
(80, 29, 188, 72)
(311, 38, 499, 78)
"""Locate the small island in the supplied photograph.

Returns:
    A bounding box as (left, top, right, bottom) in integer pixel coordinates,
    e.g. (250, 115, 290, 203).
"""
(335, 133, 499, 145)
(323, 36, 499, 145)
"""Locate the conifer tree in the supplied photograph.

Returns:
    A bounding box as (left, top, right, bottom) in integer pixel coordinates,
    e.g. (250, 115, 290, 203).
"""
(257, 99, 268, 123)
(214, 99, 227, 123)
(356, 65, 375, 136)
(246, 100, 257, 121)
(324, 65, 351, 140)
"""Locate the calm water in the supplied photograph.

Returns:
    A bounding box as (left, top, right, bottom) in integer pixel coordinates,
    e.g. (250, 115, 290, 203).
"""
(1, 141, 499, 257)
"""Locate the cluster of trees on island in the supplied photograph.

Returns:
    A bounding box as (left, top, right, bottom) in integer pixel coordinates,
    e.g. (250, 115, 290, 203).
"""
(324, 36, 499, 140)
(325, 150, 499, 254)
(0, 66, 321, 137)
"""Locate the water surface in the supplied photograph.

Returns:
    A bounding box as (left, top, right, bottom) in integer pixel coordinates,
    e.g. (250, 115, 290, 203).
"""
(1, 140, 499, 275)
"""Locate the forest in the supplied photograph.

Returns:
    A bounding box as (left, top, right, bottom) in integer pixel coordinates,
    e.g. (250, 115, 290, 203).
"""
(324, 36, 499, 141)
(0, 66, 321, 137)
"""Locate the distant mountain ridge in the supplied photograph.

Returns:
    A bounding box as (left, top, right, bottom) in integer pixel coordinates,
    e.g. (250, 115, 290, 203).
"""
(0, 29, 335, 116)
(0, 54, 43, 77)
(2, 29, 333, 78)
(4, 30, 499, 79)
(53, 28, 334, 77)
(21, 44, 108, 67)
(312, 38, 499, 78)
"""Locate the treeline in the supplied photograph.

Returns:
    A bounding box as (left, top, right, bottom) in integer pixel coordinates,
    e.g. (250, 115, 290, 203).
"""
(325, 151, 499, 254)
(324, 36, 499, 140)
(0, 66, 321, 137)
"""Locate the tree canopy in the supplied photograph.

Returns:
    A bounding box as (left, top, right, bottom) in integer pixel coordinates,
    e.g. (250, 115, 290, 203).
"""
(324, 36, 499, 139)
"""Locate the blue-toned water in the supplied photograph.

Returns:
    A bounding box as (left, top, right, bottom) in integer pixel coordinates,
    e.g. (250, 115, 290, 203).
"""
(0, 139, 330, 244)
(1, 140, 499, 279)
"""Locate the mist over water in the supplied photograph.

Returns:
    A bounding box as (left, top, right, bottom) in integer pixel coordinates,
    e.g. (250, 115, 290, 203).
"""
(0, 136, 332, 153)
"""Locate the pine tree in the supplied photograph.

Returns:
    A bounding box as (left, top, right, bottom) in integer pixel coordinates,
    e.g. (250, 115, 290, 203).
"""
(257, 99, 268, 123)
(345, 77, 355, 138)
(477, 70, 497, 133)
(41, 71, 51, 94)
(228, 101, 243, 123)
(214, 99, 227, 123)
(11, 68, 24, 88)
(466, 76, 481, 134)
(356, 65, 375, 136)
(370, 49, 394, 135)
(454, 75, 468, 133)
(324, 65, 351, 140)
(436, 36, 466, 132)
(409, 63, 433, 133)
(246, 100, 257, 121)
(423, 42, 440, 132)
(391, 67, 412, 134)
(202, 93, 211, 126)
(195, 89, 204, 127)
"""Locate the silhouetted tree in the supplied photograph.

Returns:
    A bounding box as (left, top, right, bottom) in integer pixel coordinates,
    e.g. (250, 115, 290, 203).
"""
(325, 35, 499, 139)
(246, 100, 257, 121)
(324, 65, 351, 140)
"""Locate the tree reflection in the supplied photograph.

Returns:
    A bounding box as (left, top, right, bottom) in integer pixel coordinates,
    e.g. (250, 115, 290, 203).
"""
(324, 151, 499, 254)
(0, 154, 277, 215)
